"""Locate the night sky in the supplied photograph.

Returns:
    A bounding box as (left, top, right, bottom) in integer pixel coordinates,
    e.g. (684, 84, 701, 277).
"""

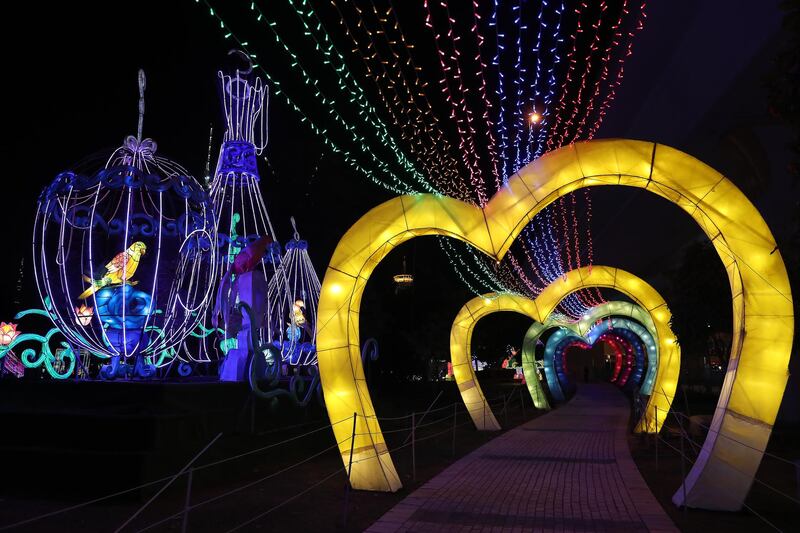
(2, 1, 795, 368)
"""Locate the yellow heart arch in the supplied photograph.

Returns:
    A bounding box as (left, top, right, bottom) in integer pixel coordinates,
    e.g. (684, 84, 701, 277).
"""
(316, 139, 793, 511)
(449, 266, 678, 434)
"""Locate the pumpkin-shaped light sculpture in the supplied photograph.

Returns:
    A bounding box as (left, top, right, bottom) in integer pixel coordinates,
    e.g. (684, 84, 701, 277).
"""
(33, 131, 217, 366)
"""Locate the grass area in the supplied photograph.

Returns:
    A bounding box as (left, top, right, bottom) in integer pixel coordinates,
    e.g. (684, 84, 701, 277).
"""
(0, 378, 539, 532)
(627, 403, 800, 532)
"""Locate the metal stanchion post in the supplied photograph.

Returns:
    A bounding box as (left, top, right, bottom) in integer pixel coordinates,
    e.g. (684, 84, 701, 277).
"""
(676, 413, 688, 517)
(411, 411, 416, 481)
(250, 396, 256, 434)
(482, 399, 486, 429)
(654, 405, 659, 471)
(451, 403, 457, 457)
(181, 468, 194, 533)
(342, 412, 357, 528)
(520, 387, 526, 419)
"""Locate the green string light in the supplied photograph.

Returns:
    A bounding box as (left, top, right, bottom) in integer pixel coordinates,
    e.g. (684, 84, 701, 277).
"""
(238, 0, 437, 194)
(272, 0, 439, 195)
(439, 237, 508, 297)
(198, 0, 411, 195)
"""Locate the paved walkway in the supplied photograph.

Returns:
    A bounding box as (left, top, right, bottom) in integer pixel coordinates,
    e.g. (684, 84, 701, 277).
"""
(367, 384, 676, 533)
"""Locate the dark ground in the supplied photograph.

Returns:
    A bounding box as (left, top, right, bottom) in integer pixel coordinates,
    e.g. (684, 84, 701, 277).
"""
(2, 377, 799, 532)
(0, 373, 537, 532)
(628, 390, 800, 533)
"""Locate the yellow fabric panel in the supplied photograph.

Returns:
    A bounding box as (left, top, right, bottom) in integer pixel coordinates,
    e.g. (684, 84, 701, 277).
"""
(449, 293, 541, 430)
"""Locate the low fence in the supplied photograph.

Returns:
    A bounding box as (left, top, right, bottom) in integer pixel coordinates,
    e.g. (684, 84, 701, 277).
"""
(1, 384, 534, 532)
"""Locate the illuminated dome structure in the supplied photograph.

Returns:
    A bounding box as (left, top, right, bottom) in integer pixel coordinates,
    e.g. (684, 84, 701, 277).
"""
(32, 71, 217, 376)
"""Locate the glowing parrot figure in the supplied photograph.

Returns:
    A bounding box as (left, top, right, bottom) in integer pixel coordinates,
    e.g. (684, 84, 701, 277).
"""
(78, 241, 147, 299)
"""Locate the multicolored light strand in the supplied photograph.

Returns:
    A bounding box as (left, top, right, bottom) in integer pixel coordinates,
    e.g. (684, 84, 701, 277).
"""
(192, 0, 647, 315)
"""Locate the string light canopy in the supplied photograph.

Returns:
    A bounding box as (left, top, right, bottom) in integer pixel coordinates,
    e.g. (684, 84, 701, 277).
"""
(195, 0, 648, 319)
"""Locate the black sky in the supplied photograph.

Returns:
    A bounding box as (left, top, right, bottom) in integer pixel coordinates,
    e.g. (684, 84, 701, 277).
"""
(2, 1, 795, 364)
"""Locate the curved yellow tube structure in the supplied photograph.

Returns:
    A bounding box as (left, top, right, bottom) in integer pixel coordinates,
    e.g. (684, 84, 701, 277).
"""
(450, 293, 542, 431)
(316, 139, 793, 511)
(451, 270, 677, 434)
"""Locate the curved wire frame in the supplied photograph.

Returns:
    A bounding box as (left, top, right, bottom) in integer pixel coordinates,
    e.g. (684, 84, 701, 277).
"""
(204, 69, 291, 363)
(267, 220, 321, 366)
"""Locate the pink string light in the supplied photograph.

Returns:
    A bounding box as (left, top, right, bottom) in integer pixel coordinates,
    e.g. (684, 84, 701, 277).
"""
(423, 0, 488, 206)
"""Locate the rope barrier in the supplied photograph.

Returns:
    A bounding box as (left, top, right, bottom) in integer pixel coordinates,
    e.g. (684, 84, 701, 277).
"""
(644, 406, 798, 533)
(670, 411, 799, 467)
(224, 467, 344, 533)
(1, 416, 353, 531)
(414, 419, 476, 444)
(134, 438, 350, 533)
(637, 392, 796, 530)
(4, 388, 535, 531)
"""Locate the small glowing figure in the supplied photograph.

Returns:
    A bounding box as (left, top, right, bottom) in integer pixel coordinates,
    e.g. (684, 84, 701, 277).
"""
(75, 304, 94, 326)
(292, 299, 307, 327)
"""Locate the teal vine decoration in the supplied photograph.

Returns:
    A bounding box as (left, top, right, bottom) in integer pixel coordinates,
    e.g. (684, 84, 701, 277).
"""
(2, 304, 228, 381)
(237, 301, 323, 406)
(0, 308, 76, 379)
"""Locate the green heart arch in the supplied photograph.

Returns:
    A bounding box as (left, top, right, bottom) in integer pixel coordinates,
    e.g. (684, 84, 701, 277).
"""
(316, 139, 793, 511)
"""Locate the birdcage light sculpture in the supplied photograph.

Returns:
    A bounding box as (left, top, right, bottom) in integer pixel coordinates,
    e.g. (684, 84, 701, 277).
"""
(32, 72, 217, 368)
(266, 218, 321, 366)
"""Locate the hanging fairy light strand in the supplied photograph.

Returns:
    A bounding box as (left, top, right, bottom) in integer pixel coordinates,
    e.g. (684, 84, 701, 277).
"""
(192, 0, 646, 313)
(470, 0, 502, 190)
(585, 1, 647, 140)
(570, 0, 625, 142)
(423, 0, 488, 205)
(241, 1, 438, 195)
(272, 0, 444, 196)
(551, 1, 608, 149)
(197, 1, 412, 195)
(327, 0, 468, 199)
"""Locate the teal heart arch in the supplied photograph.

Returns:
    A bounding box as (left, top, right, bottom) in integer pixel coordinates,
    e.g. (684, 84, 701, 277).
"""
(543, 317, 656, 402)
(521, 300, 660, 411)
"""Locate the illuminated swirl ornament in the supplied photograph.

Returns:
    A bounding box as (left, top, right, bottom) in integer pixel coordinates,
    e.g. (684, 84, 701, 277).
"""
(33, 128, 217, 366)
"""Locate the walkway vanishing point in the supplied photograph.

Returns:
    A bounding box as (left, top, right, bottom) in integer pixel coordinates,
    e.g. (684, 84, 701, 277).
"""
(367, 384, 677, 533)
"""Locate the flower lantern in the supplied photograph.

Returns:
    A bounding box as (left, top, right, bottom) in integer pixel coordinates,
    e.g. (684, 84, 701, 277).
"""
(0, 322, 20, 346)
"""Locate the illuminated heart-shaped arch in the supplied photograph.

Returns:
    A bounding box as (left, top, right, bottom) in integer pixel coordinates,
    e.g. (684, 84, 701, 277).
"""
(543, 316, 657, 401)
(521, 299, 660, 402)
(450, 268, 674, 432)
(316, 139, 793, 511)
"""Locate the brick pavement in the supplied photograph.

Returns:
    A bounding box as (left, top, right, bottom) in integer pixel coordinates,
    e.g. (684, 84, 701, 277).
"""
(366, 384, 677, 533)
